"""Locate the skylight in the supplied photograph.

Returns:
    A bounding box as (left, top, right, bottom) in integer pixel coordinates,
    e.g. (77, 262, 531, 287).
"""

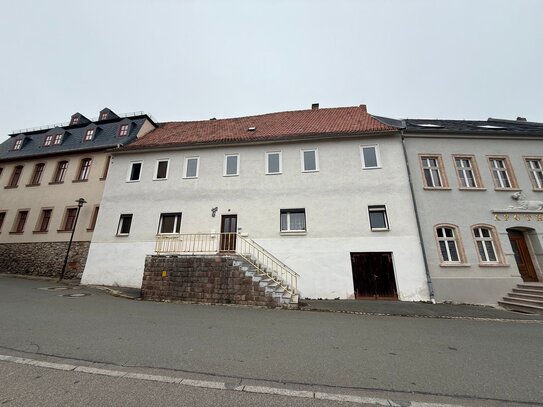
(477, 125, 506, 130)
(414, 123, 444, 128)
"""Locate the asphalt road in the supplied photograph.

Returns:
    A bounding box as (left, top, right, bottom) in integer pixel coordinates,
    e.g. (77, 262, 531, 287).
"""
(0, 276, 542, 405)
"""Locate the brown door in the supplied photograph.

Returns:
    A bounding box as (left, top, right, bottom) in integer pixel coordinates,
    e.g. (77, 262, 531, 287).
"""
(220, 215, 237, 251)
(508, 230, 538, 282)
(350, 252, 398, 300)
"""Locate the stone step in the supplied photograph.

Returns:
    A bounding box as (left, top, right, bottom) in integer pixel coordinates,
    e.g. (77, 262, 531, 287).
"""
(502, 296, 543, 307)
(498, 300, 543, 315)
(509, 292, 543, 301)
(517, 283, 543, 292)
(511, 288, 543, 297)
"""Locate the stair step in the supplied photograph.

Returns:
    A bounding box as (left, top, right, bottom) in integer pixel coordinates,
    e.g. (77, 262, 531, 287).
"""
(498, 300, 543, 315)
(517, 283, 543, 292)
(509, 292, 543, 301)
(511, 288, 543, 297)
(502, 296, 543, 307)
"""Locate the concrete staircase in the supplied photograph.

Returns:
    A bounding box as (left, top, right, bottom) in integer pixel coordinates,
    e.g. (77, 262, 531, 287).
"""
(499, 283, 543, 315)
(233, 256, 299, 307)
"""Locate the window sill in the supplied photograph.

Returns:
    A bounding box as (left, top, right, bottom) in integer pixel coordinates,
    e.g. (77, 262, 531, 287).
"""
(265, 172, 282, 176)
(494, 188, 521, 192)
(531, 188, 543, 192)
(362, 166, 382, 170)
(72, 179, 88, 183)
(280, 231, 307, 236)
(25, 184, 40, 187)
(153, 178, 168, 181)
(57, 230, 73, 233)
(458, 187, 486, 191)
(439, 263, 471, 268)
(48, 181, 64, 185)
(4, 186, 18, 189)
(86, 228, 95, 232)
(33, 231, 49, 234)
(478, 263, 510, 268)
(183, 176, 198, 179)
(223, 174, 239, 177)
(116, 234, 129, 237)
(156, 233, 181, 236)
(126, 180, 141, 183)
(370, 228, 390, 232)
(99, 177, 106, 181)
(301, 170, 319, 173)
(423, 187, 451, 191)
(9, 232, 23, 235)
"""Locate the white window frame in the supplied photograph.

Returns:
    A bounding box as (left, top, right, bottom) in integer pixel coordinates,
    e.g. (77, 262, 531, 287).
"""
(525, 157, 543, 190)
(360, 144, 381, 169)
(154, 159, 170, 181)
(368, 205, 389, 231)
(157, 212, 182, 235)
(127, 161, 143, 182)
(301, 148, 319, 173)
(472, 226, 500, 264)
(280, 209, 306, 233)
(44, 135, 53, 146)
(488, 157, 515, 189)
(420, 156, 445, 188)
(53, 134, 63, 145)
(183, 156, 200, 179)
(84, 129, 95, 142)
(265, 151, 282, 175)
(223, 154, 239, 177)
(13, 139, 22, 150)
(435, 225, 462, 263)
(116, 214, 133, 236)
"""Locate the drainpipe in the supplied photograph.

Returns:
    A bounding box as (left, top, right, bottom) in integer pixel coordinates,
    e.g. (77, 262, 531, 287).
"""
(400, 129, 435, 303)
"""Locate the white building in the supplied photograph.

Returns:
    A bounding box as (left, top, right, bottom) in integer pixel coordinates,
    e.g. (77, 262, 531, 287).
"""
(82, 105, 430, 301)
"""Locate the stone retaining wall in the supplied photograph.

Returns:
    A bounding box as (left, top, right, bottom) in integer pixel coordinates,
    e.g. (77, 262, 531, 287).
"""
(0, 241, 90, 280)
(142, 255, 277, 307)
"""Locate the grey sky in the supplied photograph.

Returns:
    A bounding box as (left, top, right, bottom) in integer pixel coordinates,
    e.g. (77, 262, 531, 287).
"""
(1, 0, 542, 142)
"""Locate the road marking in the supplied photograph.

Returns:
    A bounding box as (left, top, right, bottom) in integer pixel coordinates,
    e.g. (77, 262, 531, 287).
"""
(0, 353, 467, 406)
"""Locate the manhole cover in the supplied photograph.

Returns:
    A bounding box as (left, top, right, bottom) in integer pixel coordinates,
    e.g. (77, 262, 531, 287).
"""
(38, 287, 69, 291)
(57, 293, 90, 298)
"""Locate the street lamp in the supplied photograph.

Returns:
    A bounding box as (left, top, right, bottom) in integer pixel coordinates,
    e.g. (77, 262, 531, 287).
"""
(58, 198, 87, 281)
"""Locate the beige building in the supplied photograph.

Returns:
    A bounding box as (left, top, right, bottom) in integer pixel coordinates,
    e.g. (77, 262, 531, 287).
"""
(0, 108, 156, 279)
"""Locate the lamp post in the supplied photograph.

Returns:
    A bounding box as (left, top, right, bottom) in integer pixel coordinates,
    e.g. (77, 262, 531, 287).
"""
(58, 198, 86, 281)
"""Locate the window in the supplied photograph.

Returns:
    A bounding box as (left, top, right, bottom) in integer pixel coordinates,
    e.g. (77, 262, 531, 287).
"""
(44, 135, 53, 146)
(52, 161, 68, 183)
(488, 157, 517, 189)
(61, 208, 78, 231)
(301, 149, 318, 172)
(0, 167, 3, 178)
(368, 205, 389, 231)
(13, 139, 22, 150)
(117, 214, 133, 236)
(280, 209, 306, 232)
(266, 152, 282, 174)
(420, 155, 447, 188)
(453, 155, 482, 188)
(184, 157, 199, 178)
(525, 158, 543, 190)
(127, 161, 142, 182)
(76, 158, 92, 181)
(435, 225, 464, 264)
(155, 160, 169, 180)
(472, 226, 503, 264)
(12, 210, 28, 233)
(71, 117, 79, 125)
(100, 112, 108, 120)
(88, 206, 99, 231)
(101, 156, 111, 180)
(0, 212, 6, 232)
(224, 154, 239, 176)
(7, 165, 23, 188)
(83, 129, 95, 141)
(29, 163, 45, 186)
(158, 213, 182, 234)
(53, 134, 63, 145)
(360, 145, 381, 169)
(118, 124, 129, 136)
(36, 209, 53, 233)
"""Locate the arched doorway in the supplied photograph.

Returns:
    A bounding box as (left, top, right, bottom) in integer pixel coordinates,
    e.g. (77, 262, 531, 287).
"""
(507, 228, 539, 282)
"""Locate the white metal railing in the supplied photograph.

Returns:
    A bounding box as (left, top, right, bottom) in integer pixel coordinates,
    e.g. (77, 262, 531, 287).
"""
(155, 233, 298, 295)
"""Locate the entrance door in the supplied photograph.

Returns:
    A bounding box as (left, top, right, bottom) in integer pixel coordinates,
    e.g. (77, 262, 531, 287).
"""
(220, 215, 237, 251)
(507, 230, 538, 282)
(350, 252, 398, 300)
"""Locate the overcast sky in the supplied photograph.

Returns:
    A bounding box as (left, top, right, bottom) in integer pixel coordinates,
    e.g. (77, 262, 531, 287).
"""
(1, 0, 542, 141)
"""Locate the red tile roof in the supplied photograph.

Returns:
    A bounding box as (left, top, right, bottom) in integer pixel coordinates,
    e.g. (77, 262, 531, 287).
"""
(123, 105, 396, 150)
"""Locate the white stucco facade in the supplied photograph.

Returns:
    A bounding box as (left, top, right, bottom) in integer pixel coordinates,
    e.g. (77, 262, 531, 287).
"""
(83, 135, 430, 301)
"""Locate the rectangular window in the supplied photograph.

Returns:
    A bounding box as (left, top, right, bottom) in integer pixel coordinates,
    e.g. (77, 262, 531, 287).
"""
(118, 124, 129, 136)
(453, 155, 482, 188)
(360, 145, 381, 169)
(224, 154, 239, 176)
(158, 213, 182, 234)
(84, 129, 95, 141)
(266, 152, 282, 174)
(301, 149, 318, 172)
(76, 158, 92, 181)
(53, 134, 63, 145)
(280, 209, 306, 232)
(52, 161, 68, 183)
(12, 210, 28, 233)
(7, 165, 23, 188)
(184, 157, 199, 178)
(13, 139, 22, 150)
(473, 226, 499, 263)
(117, 214, 133, 236)
(525, 158, 543, 190)
(29, 163, 45, 186)
(420, 155, 446, 188)
(44, 135, 53, 146)
(0, 212, 6, 232)
(155, 160, 169, 180)
(36, 209, 53, 233)
(61, 208, 78, 231)
(368, 205, 389, 231)
(488, 157, 516, 189)
(127, 161, 143, 182)
(100, 112, 108, 120)
(88, 206, 99, 231)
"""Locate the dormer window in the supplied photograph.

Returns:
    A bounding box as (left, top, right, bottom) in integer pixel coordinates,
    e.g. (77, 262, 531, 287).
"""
(13, 139, 23, 150)
(100, 112, 108, 121)
(53, 134, 63, 145)
(118, 124, 129, 136)
(44, 135, 53, 146)
(72, 117, 79, 125)
(84, 129, 95, 141)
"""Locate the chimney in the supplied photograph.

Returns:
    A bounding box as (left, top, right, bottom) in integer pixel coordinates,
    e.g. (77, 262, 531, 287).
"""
(311, 103, 319, 110)
(516, 117, 527, 121)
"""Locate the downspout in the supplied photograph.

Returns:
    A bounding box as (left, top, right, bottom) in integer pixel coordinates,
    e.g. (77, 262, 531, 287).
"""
(400, 128, 435, 303)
